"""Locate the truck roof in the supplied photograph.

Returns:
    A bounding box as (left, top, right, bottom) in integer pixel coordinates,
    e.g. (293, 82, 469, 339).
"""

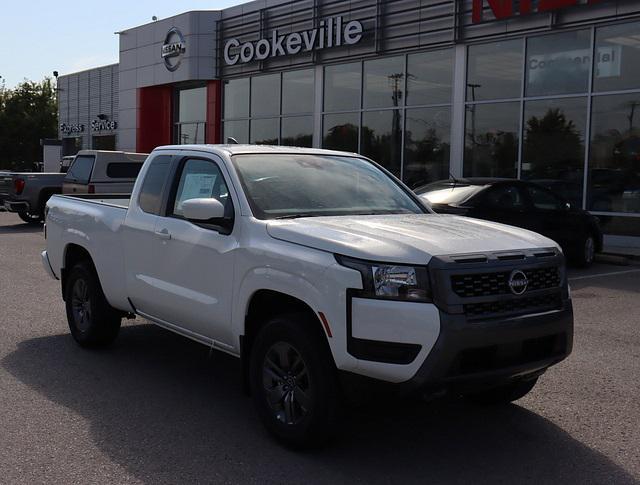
(153, 144, 360, 158)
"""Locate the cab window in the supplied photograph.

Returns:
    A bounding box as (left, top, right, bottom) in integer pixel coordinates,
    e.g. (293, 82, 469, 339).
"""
(171, 158, 233, 220)
(526, 185, 565, 211)
(483, 184, 525, 209)
(138, 155, 172, 215)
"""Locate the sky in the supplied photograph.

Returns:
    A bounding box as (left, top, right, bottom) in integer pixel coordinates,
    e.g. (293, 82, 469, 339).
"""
(0, 0, 243, 88)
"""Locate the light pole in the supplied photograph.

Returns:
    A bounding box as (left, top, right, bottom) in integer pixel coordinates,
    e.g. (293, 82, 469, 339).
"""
(53, 71, 60, 139)
(466, 83, 482, 146)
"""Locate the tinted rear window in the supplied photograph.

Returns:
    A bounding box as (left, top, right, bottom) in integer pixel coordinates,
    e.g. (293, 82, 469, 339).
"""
(106, 162, 143, 179)
(139, 155, 172, 215)
(65, 156, 95, 184)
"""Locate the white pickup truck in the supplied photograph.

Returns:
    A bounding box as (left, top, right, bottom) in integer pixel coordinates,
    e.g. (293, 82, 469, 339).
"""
(43, 145, 573, 447)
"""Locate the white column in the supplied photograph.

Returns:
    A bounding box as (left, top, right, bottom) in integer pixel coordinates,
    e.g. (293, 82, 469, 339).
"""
(449, 43, 467, 178)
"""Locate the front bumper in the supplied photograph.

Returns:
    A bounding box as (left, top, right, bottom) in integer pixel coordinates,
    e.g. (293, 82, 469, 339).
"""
(340, 301, 573, 398)
(403, 301, 573, 394)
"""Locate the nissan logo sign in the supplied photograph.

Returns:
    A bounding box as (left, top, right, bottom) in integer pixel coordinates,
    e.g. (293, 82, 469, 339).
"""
(508, 270, 529, 295)
(162, 27, 186, 72)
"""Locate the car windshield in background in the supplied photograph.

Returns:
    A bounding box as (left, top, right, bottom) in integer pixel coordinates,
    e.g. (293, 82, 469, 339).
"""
(232, 154, 426, 219)
(416, 183, 485, 205)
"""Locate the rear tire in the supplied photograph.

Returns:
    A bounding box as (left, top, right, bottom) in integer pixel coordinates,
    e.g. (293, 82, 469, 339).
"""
(18, 211, 43, 224)
(466, 378, 538, 405)
(249, 313, 340, 448)
(572, 234, 596, 268)
(64, 261, 121, 347)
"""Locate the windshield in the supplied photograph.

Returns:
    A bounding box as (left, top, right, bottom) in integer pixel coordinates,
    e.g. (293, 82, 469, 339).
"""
(232, 154, 427, 219)
(416, 183, 485, 205)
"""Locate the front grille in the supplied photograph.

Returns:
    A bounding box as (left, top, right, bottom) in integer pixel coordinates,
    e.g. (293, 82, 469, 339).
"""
(451, 266, 560, 298)
(464, 293, 562, 319)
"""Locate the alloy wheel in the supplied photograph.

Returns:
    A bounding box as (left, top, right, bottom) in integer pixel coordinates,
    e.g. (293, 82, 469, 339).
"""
(71, 278, 92, 332)
(262, 341, 312, 425)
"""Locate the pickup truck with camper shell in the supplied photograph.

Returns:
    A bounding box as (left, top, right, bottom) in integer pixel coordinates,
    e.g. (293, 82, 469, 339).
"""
(42, 145, 574, 447)
(62, 150, 148, 195)
(1, 150, 147, 224)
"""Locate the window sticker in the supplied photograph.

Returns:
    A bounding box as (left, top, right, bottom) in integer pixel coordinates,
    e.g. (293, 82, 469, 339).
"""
(177, 172, 217, 210)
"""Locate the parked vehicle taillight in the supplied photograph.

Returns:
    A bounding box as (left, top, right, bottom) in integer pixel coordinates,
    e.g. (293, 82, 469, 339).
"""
(88, 184, 95, 194)
(14, 178, 25, 195)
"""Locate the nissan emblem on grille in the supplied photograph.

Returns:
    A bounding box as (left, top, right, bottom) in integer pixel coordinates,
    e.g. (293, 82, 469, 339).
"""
(508, 270, 529, 295)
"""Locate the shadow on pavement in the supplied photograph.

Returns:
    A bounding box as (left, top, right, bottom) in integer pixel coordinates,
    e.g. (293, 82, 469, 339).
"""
(3, 323, 636, 484)
(0, 221, 43, 234)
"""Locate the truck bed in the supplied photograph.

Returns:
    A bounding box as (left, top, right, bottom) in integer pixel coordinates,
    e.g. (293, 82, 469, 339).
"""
(55, 194, 131, 209)
(45, 194, 131, 310)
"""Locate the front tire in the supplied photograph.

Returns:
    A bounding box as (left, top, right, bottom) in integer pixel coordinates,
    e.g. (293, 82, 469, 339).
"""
(249, 314, 340, 448)
(18, 211, 43, 224)
(64, 262, 121, 347)
(466, 378, 538, 405)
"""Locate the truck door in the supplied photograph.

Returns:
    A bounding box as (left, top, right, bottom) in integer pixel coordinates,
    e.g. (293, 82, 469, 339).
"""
(122, 154, 174, 314)
(147, 156, 238, 346)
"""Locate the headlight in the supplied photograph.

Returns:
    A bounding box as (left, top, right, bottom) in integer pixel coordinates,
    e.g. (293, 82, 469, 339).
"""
(336, 255, 431, 302)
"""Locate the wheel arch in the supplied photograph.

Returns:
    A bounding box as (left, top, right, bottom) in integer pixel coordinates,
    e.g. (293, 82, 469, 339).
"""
(61, 243, 96, 301)
(239, 288, 331, 395)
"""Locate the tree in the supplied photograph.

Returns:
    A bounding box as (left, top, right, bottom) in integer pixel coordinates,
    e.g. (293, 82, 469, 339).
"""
(523, 108, 583, 179)
(0, 79, 57, 171)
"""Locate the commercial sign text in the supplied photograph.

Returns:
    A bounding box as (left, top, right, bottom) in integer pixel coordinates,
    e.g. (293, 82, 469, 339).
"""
(60, 123, 85, 135)
(224, 16, 363, 66)
(91, 119, 118, 132)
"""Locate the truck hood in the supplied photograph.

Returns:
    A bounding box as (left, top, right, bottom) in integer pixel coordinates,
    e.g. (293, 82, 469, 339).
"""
(266, 214, 558, 263)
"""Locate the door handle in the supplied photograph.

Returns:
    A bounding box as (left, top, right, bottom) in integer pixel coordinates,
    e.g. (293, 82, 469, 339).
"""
(155, 229, 171, 240)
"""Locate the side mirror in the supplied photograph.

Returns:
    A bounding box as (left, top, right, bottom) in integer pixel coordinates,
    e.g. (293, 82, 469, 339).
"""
(182, 198, 225, 221)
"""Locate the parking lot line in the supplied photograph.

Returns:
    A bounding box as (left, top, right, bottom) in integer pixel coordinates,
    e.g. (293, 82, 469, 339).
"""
(569, 269, 640, 281)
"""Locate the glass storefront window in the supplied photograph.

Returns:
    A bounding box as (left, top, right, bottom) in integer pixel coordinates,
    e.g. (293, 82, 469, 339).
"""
(589, 93, 640, 213)
(281, 116, 313, 147)
(594, 22, 640, 93)
(324, 63, 361, 112)
(464, 102, 520, 178)
(251, 74, 281, 117)
(361, 110, 403, 177)
(250, 118, 279, 145)
(282, 69, 314, 114)
(178, 87, 206, 123)
(175, 86, 207, 144)
(363, 56, 405, 109)
(404, 107, 451, 189)
(526, 30, 591, 97)
(467, 40, 523, 101)
(522, 97, 588, 202)
(224, 78, 249, 119)
(224, 120, 249, 144)
(407, 49, 453, 106)
(323, 113, 359, 152)
(175, 123, 206, 144)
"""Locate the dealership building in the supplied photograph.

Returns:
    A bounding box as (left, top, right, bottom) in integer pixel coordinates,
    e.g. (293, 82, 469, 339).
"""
(57, 0, 640, 243)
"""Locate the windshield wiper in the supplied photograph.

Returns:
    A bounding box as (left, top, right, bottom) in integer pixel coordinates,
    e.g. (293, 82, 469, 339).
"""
(274, 212, 324, 220)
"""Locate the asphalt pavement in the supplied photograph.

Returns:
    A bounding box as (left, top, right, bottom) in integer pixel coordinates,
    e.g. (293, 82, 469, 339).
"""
(0, 211, 639, 484)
